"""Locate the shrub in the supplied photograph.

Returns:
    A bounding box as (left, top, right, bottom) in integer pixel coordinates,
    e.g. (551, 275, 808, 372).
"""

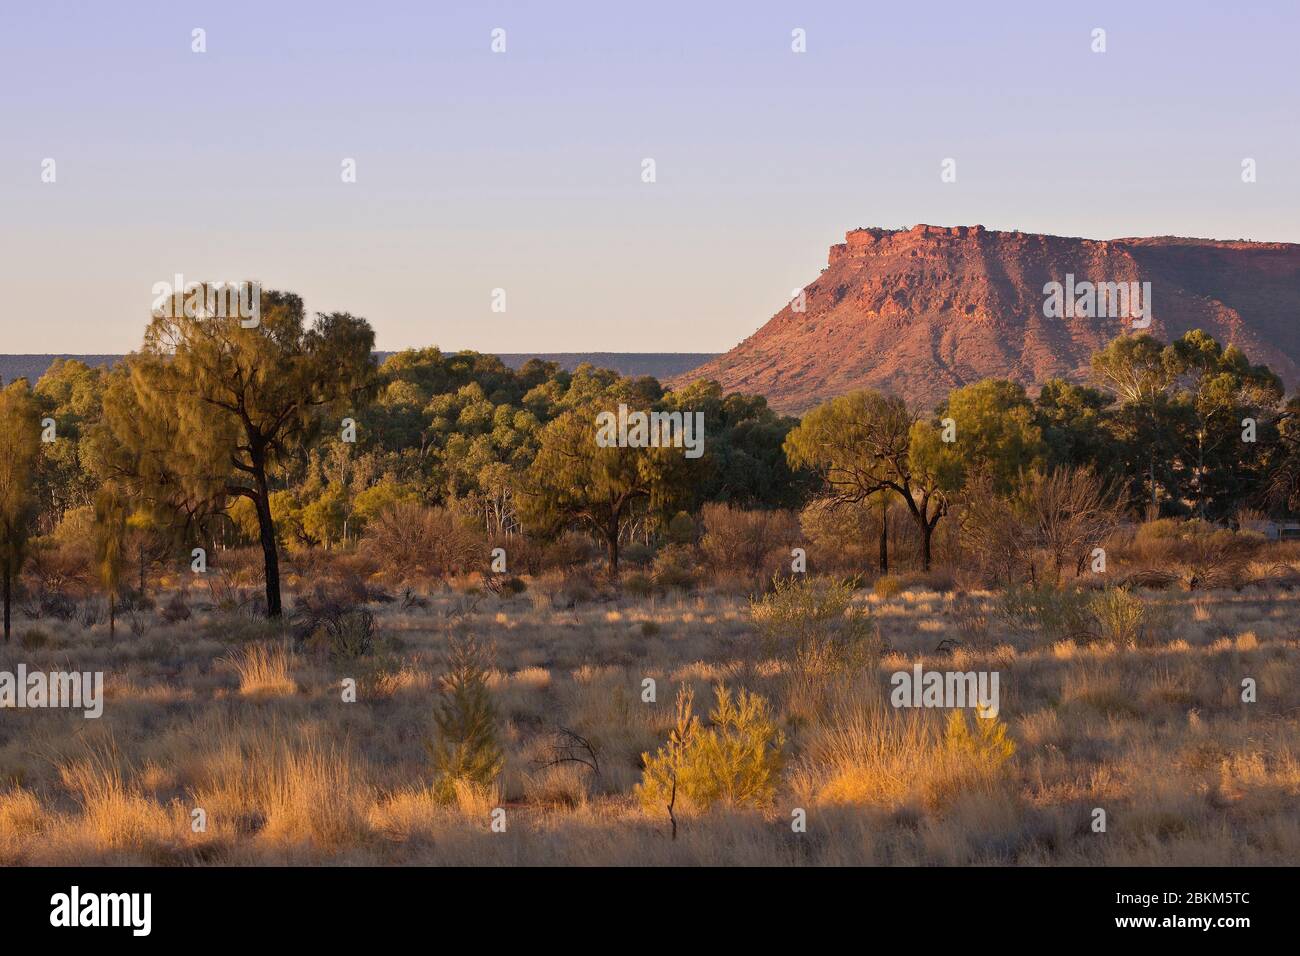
(942, 708, 1015, 767)
(160, 592, 191, 624)
(998, 585, 1094, 643)
(19, 590, 77, 622)
(650, 544, 697, 590)
(799, 498, 881, 573)
(699, 503, 799, 578)
(1088, 588, 1144, 646)
(621, 542, 655, 568)
(428, 634, 503, 804)
(665, 511, 696, 545)
(1087, 587, 1170, 647)
(622, 573, 655, 599)
(497, 575, 527, 596)
(637, 684, 785, 815)
(752, 576, 880, 681)
(541, 532, 597, 572)
(292, 595, 377, 661)
(896, 569, 957, 593)
(19, 628, 49, 651)
(925, 709, 1017, 807)
(1128, 519, 1265, 589)
(363, 503, 486, 582)
(873, 574, 905, 600)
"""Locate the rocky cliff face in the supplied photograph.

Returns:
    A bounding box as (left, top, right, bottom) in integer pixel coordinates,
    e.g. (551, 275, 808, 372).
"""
(676, 225, 1300, 413)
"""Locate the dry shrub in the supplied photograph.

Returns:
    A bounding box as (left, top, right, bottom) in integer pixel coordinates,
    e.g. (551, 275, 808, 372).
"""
(700, 503, 799, 578)
(160, 591, 191, 623)
(961, 467, 1121, 586)
(363, 502, 486, 582)
(1126, 519, 1266, 589)
(998, 585, 1094, 643)
(799, 498, 879, 572)
(23, 538, 93, 599)
(650, 543, 698, 590)
(541, 532, 598, 572)
(751, 576, 881, 696)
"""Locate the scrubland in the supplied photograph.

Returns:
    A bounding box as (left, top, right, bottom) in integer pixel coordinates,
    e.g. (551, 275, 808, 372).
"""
(2, 540, 1298, 867)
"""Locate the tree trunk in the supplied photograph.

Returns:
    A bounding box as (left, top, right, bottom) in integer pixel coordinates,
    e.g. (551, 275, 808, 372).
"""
(606, 516, 620, 579)
(2, 568, 10, 643)
(252, 464, 283, 618)
(878, 501, 889, 574)
(1149, 438, 1158, 518)
(920, 521, 933, 572)
(109, 592, 116, 640)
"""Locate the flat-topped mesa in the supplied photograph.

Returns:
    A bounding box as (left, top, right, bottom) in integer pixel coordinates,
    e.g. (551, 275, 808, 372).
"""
(679, 224, 1300, 414)
(828, 224, 987, 264)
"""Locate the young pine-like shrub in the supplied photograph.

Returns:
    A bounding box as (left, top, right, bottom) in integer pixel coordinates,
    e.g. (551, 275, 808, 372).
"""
(428, 634, 503, 804)
(942, 708, 1015, 768)
(924, 709, 1017, 808)
(638, 684, 785, 816)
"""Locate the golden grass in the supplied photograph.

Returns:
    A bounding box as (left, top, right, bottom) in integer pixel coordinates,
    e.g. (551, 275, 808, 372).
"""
(1, 580, 1298, 864)
(225, 641, 298, 698)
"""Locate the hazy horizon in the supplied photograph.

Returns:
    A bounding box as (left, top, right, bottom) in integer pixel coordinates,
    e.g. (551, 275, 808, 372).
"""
(3, 0, 1297, 354)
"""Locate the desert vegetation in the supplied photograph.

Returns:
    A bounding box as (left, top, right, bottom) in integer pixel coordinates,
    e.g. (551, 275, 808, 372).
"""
(1, 305, 1298, 865)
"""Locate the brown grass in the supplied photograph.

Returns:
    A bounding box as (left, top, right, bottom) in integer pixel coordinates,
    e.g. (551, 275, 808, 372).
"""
(1, 568, 1298, 865)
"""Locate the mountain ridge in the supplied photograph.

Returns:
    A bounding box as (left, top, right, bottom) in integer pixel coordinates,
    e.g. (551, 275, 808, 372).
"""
(674, 224, 1300, 413)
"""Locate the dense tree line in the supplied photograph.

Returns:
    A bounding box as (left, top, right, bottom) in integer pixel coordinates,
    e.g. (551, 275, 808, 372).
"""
(2, 291, 1299, 627)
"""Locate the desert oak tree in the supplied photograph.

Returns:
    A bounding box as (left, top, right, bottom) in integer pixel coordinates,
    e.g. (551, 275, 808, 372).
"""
(98, 289, 376, 616)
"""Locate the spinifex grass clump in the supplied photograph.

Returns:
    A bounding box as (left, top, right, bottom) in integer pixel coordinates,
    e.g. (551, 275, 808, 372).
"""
(428, 633, 503, 804)
(638, 684, 785, 822)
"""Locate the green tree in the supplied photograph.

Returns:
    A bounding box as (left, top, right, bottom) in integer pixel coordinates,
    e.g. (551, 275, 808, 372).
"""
(93, 483, 129, 638)
(1091, 334, 1178, 517)
(96, 289, 377, 616)
(1034, 379, 1118, 472)
(931, 379, 1045, 493)
(1167, 330, 1282, 518)
(0, 381, 41, 641)
(784, 390, 914, 572)
(519, 399, 698, 577)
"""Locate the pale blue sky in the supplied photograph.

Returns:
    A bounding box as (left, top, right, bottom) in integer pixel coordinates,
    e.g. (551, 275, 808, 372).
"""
(1, 0, 1296, 354)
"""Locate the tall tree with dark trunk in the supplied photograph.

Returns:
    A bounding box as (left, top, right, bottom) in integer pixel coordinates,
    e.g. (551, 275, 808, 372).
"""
(783, 390, 924, 570)
(0, 381, 41, 641)
(92, 289, 376, 617)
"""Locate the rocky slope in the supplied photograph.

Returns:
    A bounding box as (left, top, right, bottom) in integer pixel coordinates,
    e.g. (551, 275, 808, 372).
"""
(676, 225, 1300, 413)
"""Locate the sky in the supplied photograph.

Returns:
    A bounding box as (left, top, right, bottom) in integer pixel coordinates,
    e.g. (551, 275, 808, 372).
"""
(1, 0, 1296, 355)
